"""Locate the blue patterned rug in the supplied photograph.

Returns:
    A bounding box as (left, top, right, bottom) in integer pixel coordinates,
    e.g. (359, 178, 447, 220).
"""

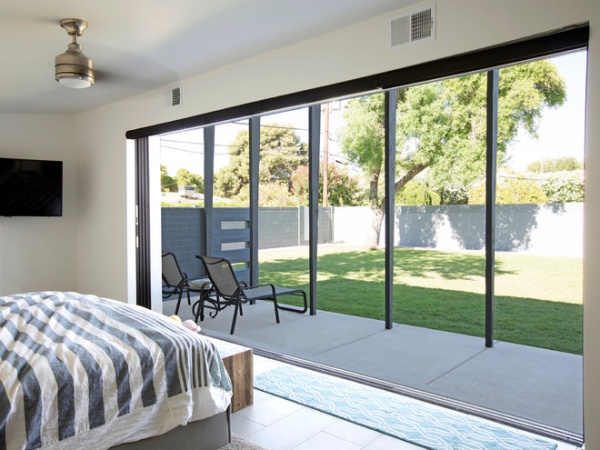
(254, 365, 557, 450)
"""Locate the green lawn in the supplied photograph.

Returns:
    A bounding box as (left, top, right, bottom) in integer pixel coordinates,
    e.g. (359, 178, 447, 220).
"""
(258, 246, 583, 355)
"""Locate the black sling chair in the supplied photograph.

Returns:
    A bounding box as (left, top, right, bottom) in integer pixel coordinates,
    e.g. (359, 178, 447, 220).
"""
(196, 255, 307, 334)
(162, 252, 211, 315)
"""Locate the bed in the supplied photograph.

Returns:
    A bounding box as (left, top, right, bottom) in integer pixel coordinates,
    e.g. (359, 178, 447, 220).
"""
(0, 291, 233, 450)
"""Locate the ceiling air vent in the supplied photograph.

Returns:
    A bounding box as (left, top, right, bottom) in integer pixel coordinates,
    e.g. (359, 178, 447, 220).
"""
(389, 4, 435, 49)
(164, 86, 182, 108)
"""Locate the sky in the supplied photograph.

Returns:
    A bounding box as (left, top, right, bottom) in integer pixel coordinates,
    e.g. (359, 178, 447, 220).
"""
(160, 50, 587, 177)
(505, 50, 587, 172)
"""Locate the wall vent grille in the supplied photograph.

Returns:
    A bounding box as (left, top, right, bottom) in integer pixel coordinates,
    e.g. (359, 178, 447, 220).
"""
(389, 5, 435, 49)
(164, 86, 182, 108)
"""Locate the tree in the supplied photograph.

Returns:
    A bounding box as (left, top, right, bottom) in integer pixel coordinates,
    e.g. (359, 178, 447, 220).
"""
(176, 168, 204, 193)
(235, 182, 299, 207)
(527, 156, 583, 173)
(215, 124, 307, 198)
(290, 163, 364, 206)
(339, 60, 566, 246)
(161, 164, 177, 192)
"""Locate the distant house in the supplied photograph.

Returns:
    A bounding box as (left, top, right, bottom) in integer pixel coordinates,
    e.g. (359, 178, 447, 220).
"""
(178, 185, 196, 198)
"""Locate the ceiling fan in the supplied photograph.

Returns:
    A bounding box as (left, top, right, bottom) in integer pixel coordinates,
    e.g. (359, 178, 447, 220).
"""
(55, 18, 95, 89)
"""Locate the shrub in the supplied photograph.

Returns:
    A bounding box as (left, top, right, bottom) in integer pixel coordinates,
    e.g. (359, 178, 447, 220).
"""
(469, 177, 547, 204)
(540, 170, 584, 202)
(396, 181, 441, 205)
(291, 163, 364, 206)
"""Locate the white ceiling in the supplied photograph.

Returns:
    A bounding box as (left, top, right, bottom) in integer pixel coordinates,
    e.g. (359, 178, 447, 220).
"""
(1, 0, 418, 115)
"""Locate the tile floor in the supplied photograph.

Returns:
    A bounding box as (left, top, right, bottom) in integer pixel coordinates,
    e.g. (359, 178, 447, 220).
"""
(229, 355, 580, 450)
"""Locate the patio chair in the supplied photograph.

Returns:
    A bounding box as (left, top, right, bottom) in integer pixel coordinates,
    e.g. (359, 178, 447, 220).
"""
(196, 255, 307, 334)
(162, 252, 212, 315)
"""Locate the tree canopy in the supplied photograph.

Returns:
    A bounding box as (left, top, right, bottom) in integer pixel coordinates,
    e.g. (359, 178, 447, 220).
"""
(338, 60, 566, 244)
(340, 60, 566, 207)
(214, 123, 307, 199)
(160, 165, 204, 193)
(176, 168, 204, 193)
(160, 165, 178, 192)
(527, 156, 583, 173)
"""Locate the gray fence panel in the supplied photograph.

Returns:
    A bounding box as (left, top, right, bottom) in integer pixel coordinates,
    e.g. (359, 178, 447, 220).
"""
(161, 208, 205, 279)
(258, 207, 300, 249)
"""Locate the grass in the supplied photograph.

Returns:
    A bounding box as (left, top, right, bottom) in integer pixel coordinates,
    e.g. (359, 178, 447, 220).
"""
(258, 246, 583, 355)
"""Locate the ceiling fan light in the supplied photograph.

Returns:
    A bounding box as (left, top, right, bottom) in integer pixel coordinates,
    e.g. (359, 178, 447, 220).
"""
(55, 48, 95, 88)
(57, 76, 93, 89)
(55, 19, 95, 89)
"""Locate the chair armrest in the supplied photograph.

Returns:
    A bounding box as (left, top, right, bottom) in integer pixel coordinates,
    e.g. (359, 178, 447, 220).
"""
(241, 284, 277, 299)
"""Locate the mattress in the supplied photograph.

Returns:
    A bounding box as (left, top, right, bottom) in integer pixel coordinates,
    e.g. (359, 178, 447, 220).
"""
(0, 291, 232, 450)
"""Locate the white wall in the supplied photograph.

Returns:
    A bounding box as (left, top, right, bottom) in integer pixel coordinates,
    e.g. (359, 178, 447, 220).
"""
(0, 114, 77, 294)
(582, 1, 600, 447)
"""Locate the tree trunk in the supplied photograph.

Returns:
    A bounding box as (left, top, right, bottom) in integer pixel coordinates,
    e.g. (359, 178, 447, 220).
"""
(365, 163, 428, 248)
(365, 168, 383, 248)
(366, 205, 384, 249)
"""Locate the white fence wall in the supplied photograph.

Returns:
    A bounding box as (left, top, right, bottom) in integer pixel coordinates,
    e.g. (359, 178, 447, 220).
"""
(332, 203, 583, 257)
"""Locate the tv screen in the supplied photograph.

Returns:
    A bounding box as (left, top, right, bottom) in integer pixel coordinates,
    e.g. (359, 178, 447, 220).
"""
(0, 157, 63, 217)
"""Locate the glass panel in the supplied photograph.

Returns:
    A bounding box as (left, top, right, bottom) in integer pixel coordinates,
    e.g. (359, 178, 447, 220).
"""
(212, 120, 251, 282)
(256, 107, 310, 309)
(221, 220, 247, 230)
(390, 72, 487, 337)
(494, 51, 585, 355)
(221, 242, 247, 251)
(214, 120, 250, 208)
(160, 128, 205, 207)
(159, 127, 206, 282)
(327, 96, 386, 320)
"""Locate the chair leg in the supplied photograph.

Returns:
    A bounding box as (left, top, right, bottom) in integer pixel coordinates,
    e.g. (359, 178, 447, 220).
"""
(272, 296, 280, 324)
(199, 292, 206, 321)
(193, 297, 204, 323)
(200, 288, 211, 321)
(175, 290, 183, 315)
(230, 302, 241, 334)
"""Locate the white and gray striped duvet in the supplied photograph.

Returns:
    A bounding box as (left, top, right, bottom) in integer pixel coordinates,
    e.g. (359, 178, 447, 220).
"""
(0, 292, 232, 450)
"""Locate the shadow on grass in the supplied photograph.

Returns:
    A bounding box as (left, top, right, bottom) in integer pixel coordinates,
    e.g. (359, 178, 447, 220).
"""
(264, 248, 513, 281)
(259, 250, 582, 355)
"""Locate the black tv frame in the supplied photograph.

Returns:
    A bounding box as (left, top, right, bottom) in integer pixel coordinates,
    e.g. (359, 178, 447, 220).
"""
(0, 157, 63, 217)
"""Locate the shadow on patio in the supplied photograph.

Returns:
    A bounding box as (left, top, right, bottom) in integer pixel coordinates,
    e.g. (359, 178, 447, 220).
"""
(165, 296, 583, 446)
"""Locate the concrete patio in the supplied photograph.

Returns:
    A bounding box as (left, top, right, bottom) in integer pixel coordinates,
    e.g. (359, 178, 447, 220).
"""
(165, 297, 583, 446)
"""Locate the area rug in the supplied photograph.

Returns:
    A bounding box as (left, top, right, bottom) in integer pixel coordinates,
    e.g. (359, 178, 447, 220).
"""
(254, 365, 557, 450)
(218, 433, 267, 450)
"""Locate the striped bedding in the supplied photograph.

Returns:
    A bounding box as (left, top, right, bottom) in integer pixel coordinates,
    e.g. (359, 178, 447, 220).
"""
(0, 292, 232, 450)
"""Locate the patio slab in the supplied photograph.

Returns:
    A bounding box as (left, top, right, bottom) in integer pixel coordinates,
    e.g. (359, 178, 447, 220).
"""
(311, 322, 486, 387)
(426, 340, 583, 433)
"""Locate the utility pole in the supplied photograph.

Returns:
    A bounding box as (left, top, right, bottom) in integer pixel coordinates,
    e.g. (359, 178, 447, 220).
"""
(322, 103, 329, 207)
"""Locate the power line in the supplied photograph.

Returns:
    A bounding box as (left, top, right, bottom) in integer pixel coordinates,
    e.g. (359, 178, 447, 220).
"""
(160, 144, 231, 156)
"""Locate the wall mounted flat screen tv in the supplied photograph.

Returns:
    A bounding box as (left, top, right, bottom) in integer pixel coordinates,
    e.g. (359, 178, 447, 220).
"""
(0, 157, 63, 217)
